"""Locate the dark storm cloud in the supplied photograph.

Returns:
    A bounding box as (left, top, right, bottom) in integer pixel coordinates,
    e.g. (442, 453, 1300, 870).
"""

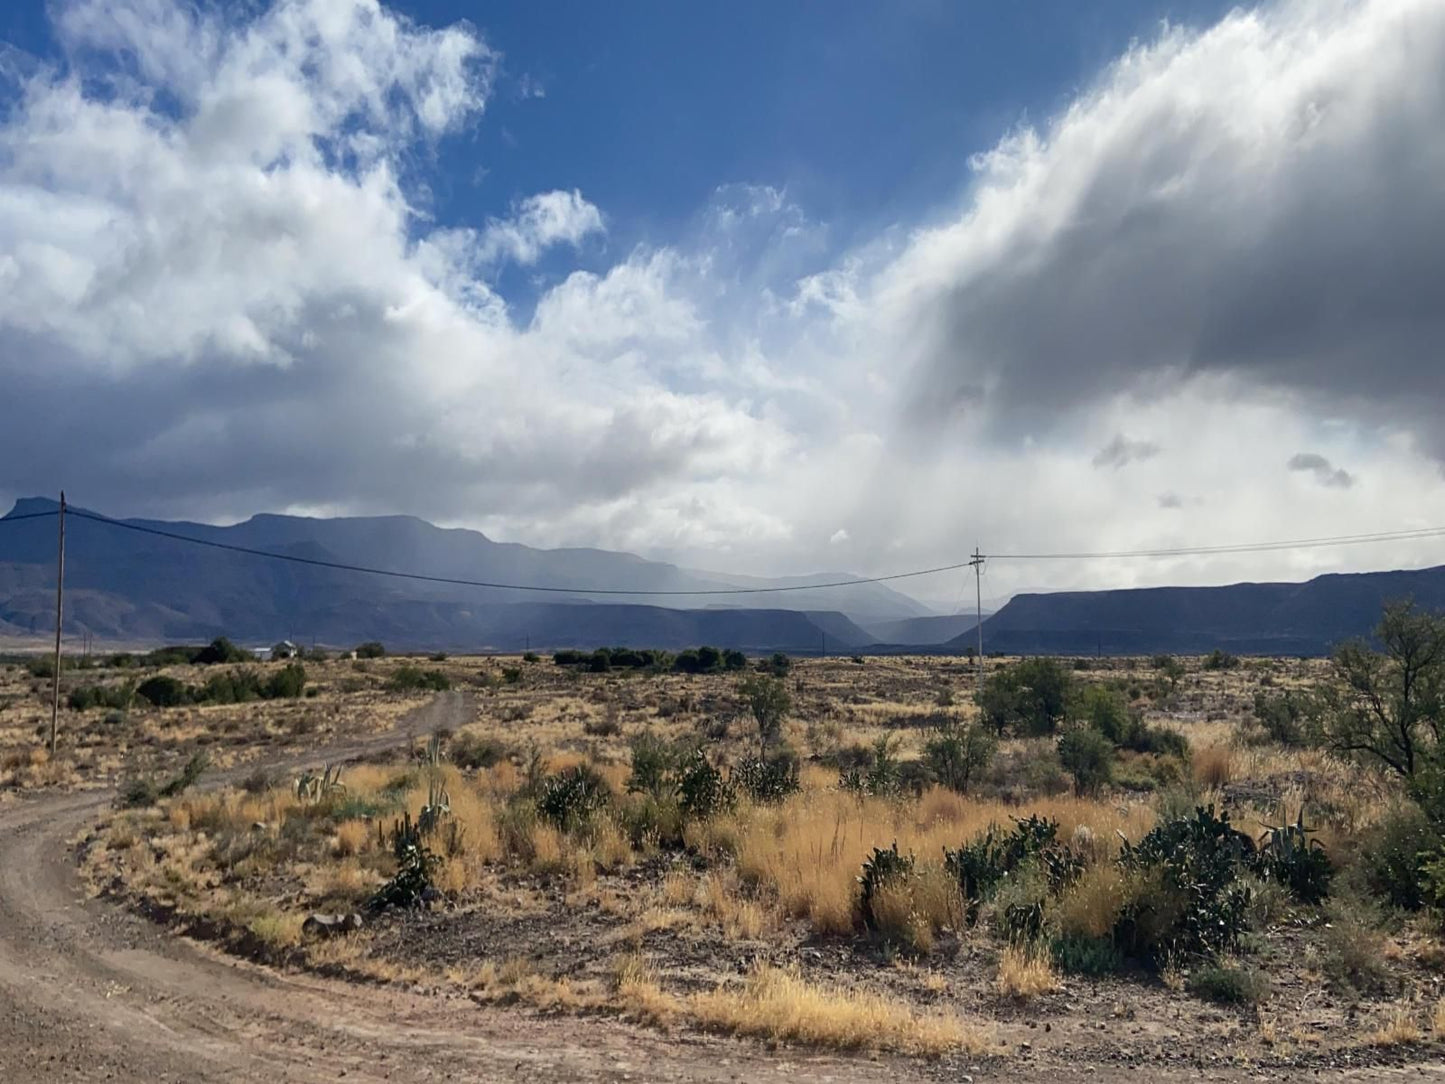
(907, 1, 1445, 454)
(1288, 452, 1355, 489)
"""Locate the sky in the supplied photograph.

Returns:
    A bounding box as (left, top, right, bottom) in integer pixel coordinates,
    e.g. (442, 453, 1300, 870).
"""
(0, 0, 1443, 610)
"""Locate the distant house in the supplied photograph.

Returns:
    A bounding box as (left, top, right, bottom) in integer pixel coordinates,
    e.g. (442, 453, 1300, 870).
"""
(265, 640, 299, 661)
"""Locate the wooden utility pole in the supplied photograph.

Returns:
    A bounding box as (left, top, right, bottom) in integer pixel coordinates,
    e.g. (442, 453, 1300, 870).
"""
(969, 548, 985, 697)
(49, 492, 66, 754)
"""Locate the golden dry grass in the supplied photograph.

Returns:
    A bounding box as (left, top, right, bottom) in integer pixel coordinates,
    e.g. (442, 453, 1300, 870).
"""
(691, 964, 995, 1055)
(994, 945, 1062, 1000)
(1369, 1006, 1422, 1046)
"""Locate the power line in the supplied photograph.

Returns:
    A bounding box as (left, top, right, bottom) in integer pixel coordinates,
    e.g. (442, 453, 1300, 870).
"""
(0, 505, 1436, 597)
(991, 526, 1445, 560)
(0, 509, 61, 526)
(67, 509, 979, 595)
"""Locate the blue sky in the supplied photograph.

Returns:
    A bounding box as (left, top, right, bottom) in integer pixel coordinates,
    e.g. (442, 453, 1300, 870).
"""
(0, 1, 1234, 307)
(0, 0, 1442, 601)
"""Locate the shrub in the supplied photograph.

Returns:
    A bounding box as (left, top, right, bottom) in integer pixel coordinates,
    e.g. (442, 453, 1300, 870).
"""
(1254, 811, 1333, 904)
(627, 730, 677, 799)
(1361, 805, 1437, 910)
(354, 641, 387, 659)
(25, 656, 56, 678)
(68, 682, 135, 712)
(1115, 805, 1253, 962)
(733, 750, 801, 804)
(387, 665, 450, 692)
(1188, 963, 1271, 1005)
(265, 662, 307, 699)
(738, 674, 791, 753)
(1058, 727, 1114, 795)
(858, 842, 914, 932)
(943, 815, 1078, 923)
(450, 731, 508, 770)
(765, 652, 792, 676)
(1252, 689, 1308, 747)
(840, 735, 903, 797)
(1202, 649, 1240, 671)
(979, 658, 1071, 736)
(1050, 933, 1122, 976)
(501, 666, 523, 684)
(923, 718, 996, 794)
(136, 675, 188, 708)
(676, 750, 733, 820)
(1320, 897, 1394, 995)
(537, 764, 611, 831)
(522, 651, 540, 663)
(194, 637, 252, 665)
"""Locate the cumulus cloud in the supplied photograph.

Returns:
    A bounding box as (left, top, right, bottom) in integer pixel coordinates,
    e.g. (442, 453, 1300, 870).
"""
(476, 189, 604, 266)
(1288, 452, 1355, 489)
(1092, 435, 1160, 469)
(1, 0, 1443, 604)
(879, 0, 1445, 446)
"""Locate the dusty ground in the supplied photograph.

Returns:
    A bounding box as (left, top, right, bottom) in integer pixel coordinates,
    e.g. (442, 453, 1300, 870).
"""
(7, 654, 1445, 1080)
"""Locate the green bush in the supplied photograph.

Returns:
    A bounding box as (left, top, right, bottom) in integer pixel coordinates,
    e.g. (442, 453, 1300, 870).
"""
(1050, 933, 1122, 975)
(194, 637, 252, 665)
(450, 731, 508, 770)
(264, 662, 307, 699)
(387, 665, 450, 692)
(1115, 805, 1253, 962)
(943, 815, 1078, 923)
(1255, 812, 1333, 904)
(840, 734, 903, 797)
(1187, 963, 1271, 1005)
(858, 842, 914, 932)
(1058, 726, 1115, 795)
(1252, 689, 1308, 747)
(1361, 805, 1437, 910)
(923, 718, 996, 794)
(136, 675, 188, 708)
(627, 730, 678, 799)
(980, 658, 1072, 736)
(354, 641, 387, 659)
(1202, 649, 1240, 671)
(68, 682, 135, 712)
(732, 750, 800, 803)
(537, 764, 611, 830)
(676, 750, 733, 820)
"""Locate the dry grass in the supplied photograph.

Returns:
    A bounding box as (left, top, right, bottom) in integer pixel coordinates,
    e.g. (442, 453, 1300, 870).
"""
(1368, 1006, 1422, 1046)
(994, 945, 1062, 1000)
(1053, 863, 1132, 939)
(691, 963, 995, 1055)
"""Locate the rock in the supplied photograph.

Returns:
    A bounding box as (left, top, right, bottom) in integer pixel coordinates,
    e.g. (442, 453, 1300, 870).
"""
(250, 822, 268, 832)
(302, 912, 363, 937)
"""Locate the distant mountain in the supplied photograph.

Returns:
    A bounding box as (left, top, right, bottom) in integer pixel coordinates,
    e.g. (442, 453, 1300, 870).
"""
(947, 566, 1445, 657)
(0, 498, 907, 650)
(863, 613, 990, 646)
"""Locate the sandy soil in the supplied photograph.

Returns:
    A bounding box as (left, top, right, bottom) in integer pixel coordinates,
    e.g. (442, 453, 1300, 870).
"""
(3, 691, 1444, 1083)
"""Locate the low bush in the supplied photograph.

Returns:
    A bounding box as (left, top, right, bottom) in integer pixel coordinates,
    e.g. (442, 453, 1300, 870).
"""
(1187, 963, 1271, 1005)
(450, 731, 508, 770)
(1202, 649, 1240, 671)
(387, 665, 450, 692)
(923, 718, 996, 794)
(1361, 805, 1437, 910)
(733, 750, 801, 804)
(354, 641, 387, 659)
(1050, 933, 1122, 975)
(537, 764, 611, 831)
(68, 682, 135, 712)
(136, 675, 187, 708)
(676, 750, 733, 820)
(1252, 689, 1309, 747)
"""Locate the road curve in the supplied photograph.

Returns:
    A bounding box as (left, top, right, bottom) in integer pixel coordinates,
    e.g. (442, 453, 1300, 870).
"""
(2, 692, 1443, 1083)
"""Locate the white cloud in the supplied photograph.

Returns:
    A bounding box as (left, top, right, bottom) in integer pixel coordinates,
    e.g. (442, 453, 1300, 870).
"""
(476, 189, 604, 266)
(2, 0, 1445, 607)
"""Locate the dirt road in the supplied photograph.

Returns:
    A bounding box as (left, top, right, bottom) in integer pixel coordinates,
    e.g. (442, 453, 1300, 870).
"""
(2, 692, 1443, 1083)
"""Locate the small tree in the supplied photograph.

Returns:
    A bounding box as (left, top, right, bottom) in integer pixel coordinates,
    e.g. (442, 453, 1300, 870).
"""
(923, 717, 996, 794)
(738, 673, 791, 755)
(1314, 601, 1445, 779)
(979, 657, 1072, 737)
(1059, 726, 1114, 795)
(354, 641, 387, 660)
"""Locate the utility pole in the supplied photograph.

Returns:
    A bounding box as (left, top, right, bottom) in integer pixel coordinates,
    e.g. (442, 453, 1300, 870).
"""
(49, 492, 66, 755)
(969, 548, 985, 698)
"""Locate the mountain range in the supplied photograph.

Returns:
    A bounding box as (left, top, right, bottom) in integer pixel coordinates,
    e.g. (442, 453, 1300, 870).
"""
(0, 498, 917, 651)
(2, 497, 1438, 655)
